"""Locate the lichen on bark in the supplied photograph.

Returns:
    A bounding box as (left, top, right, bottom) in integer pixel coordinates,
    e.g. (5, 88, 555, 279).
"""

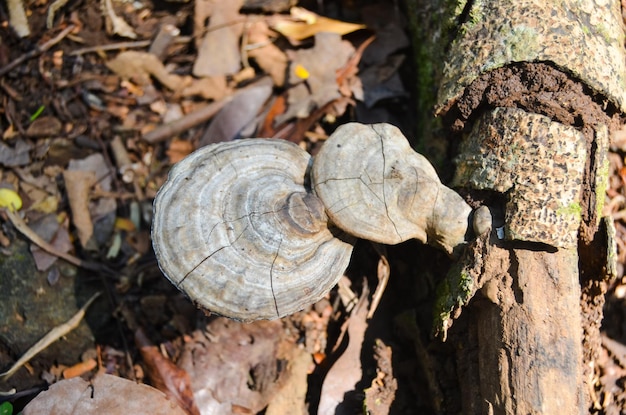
(435, 0, 626, 116)
(453, 107, 587, 248)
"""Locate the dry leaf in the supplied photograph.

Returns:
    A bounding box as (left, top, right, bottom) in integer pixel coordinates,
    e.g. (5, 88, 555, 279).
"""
(22, 374, 186, 414)
(193, 0, 244, 77)
(178, 318, 290, 414)
(107, 51, 190, 91)
(199, 77, 273, 146)
(30, 215, 72, 271)
(166, 138, 194, 164)
(318, 283, 370, 415)
(26, 116, 63, 138)
(63, 169, 97, 250)
(6, 0, 30, 37)
(277, 32, 354, 123)
(103, 0, 137, 39)
(135, 328, 200, 415)
(272, 7, 365, 41)
(246, 21, 288, 87)
(181, 76, 230, 101)
(0, 139, 32, 167)
(265, 348, 311, 415)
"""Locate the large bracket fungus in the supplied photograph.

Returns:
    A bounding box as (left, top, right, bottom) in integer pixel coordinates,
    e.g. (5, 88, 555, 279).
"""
(153, 123, 487, 320)
(152, 139, 354, 321)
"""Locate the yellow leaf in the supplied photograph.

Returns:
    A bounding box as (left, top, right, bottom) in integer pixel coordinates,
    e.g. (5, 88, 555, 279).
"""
(115, 217, 136, 232)
(0, 188, 22, 212)
(30, 195, 59, 214)
(273, 8, 366, 41)
(293, 64, 310, 80)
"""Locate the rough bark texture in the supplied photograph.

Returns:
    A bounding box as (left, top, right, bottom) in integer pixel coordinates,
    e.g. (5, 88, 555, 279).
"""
(435, 0, 626, 115)
(451, 236, 586, 414)
(406, 0, 626, 413)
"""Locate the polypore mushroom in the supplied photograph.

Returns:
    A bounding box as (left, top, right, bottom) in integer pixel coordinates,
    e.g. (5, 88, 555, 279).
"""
(311, 123, 476, 255)
(152, 139, 354, 321)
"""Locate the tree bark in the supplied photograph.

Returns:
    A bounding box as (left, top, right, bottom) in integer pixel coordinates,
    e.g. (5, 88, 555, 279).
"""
(406, 0, 626, 413)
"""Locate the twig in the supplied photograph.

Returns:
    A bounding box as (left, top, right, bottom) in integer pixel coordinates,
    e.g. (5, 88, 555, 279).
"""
(0, 292, 101, 380)
(3, 209, 101, 271)
(0, 25, 75, 77)
(368, 242, 390, 319)
(69, 36, 192, 56)
(142, 95, 232, 143)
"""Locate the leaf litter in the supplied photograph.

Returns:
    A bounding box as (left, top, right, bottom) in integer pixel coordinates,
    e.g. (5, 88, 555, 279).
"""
(3, 0, 626, 414)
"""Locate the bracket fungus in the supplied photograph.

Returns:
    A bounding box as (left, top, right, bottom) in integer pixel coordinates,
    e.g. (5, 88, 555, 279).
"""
(311, 123, 475, 255)
(152, 139, 354, 321)
(153, 123, 488, 321)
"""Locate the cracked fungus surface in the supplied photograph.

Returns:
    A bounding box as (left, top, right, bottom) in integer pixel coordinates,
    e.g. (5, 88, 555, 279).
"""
(312, 123, 441, 245)
(152, 139, 354, 321)
(311, 123, 471, 254)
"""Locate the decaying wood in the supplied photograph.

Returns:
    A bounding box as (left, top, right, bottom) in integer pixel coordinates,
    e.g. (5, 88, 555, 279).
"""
(414, 0, 626, 413)
(454, 242, 586, 414)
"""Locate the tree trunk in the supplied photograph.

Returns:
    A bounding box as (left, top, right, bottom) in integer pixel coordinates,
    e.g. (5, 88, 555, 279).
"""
(406, 0, 626, 413)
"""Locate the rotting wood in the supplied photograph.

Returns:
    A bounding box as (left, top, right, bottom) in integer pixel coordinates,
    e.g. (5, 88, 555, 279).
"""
(418, 0, 626, 413)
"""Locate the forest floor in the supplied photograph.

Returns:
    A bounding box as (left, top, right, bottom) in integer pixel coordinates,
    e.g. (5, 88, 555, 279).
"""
(2, 0, 626, 414)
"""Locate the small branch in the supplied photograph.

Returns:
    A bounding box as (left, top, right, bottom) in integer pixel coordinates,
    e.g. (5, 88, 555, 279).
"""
(0, 25, 75, 77)
(69, 37, 192, 56)
(142, 96, 231, 143)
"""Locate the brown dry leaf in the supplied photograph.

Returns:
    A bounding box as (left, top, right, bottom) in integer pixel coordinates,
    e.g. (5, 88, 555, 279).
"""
(317, 283, 370, 415)
(193, 0, 244, 77)
(166, 138, 194, 164)
(277, 32, 354, 123)
(272, 7, 365, 41)
(22, 374, 186, 414)
(25, 116, 63, 138)
(193, 0, 213, 48)
(265, 347, 311, 415)
(61, 153, 115, 248)
(135, 328, 201, 415)
(63, 169, 97, 250)
(106, 51, 191, 91)
(178, 318, 290, 414)
(246, 21, 288, 87)
(180, 75, 230, 101)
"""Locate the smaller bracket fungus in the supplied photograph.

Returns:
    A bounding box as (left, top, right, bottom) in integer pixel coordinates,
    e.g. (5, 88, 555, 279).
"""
(311, 123, 475, 255)
(152, 139, 354, 321)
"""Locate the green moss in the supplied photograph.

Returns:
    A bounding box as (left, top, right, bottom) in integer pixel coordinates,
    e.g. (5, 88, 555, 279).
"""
(596, 158, 610, 221)
(594, 23, 614, 44)
(497, 25, 540, 65)
(405, 0, 465, 166)
(556, 201, 582, 220)
(433, 263, 474, 336)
